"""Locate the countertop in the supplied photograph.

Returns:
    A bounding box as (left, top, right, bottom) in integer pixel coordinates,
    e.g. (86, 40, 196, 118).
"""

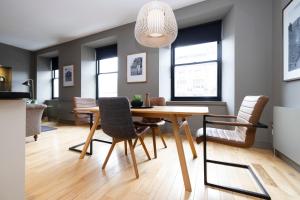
(0, 91, 30, 99)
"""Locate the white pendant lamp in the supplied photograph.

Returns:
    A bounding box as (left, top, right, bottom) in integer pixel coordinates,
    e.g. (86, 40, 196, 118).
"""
(134, 0, 178, 48)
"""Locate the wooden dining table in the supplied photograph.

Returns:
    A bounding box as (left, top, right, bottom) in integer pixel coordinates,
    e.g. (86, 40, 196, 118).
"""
(74, 105, 209, 192)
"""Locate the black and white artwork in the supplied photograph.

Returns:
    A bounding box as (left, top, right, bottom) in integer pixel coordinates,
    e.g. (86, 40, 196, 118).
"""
(127, 53, 146, 83)
(63, 65, 74, 87)
(284, 0, 300, 81)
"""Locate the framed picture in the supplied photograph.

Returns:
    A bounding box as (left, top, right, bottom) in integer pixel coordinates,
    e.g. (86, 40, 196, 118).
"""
(283, 0, 300, 81)
(127, 53, 146, 83)
(63, 65, 74, 87)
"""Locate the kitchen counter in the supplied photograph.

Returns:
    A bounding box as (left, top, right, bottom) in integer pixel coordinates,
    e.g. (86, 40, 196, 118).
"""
(0, 91, 30, 99)
(0, 96, 27, 199)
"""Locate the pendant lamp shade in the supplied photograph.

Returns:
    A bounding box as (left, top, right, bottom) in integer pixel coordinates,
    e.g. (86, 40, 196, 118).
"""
(134, 1, 178, 48)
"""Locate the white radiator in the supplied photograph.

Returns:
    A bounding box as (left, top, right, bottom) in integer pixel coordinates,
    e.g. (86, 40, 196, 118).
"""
(273, 106, 300, 165)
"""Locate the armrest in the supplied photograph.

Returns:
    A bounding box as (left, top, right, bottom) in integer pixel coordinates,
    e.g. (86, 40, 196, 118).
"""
(205, 114, 237, 119)
(205, 120, 268, 129)
(205, 120, 254, 127)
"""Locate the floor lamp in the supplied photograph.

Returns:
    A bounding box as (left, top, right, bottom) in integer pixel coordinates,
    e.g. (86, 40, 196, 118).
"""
(22, 79, 35, 100)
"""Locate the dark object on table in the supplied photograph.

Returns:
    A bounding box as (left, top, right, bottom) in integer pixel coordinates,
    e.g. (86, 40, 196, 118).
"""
(131, 100, 143, 107)
(99, 97, 151, 178)
(131, 94, 143, 107)
(196, 95, 271, 200)
(144, 93, 150, 107)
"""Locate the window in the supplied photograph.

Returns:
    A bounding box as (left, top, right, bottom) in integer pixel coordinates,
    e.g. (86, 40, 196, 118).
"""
(96, 45, 118, 98)
(171, 21, 222, 101)
(51, 57, 59, 99)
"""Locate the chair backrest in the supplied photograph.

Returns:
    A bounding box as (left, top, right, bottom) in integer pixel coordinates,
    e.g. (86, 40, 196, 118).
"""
(150, 97, 166, 106)
(99, 97, 137, 140)
(142, 97, 166, 123)
(73, 97, 96, 108)
(236, 96, 269, 147)
(73, 97, 97, 125)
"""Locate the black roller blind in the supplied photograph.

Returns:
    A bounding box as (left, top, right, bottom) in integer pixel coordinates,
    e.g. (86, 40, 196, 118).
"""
(96, 44, 117, 60)
(51, 57, 59, 70)
(172, 20, 222, 48)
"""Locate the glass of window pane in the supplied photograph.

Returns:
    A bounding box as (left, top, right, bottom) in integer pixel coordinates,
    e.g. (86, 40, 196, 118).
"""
(174, 62, 218, 97)
(53, 78, 59, 98)
(175, 42, 218, 65)
(99, 57, 118, 73)
(54, 69, 59, 78)
(98, 73, 118, 97)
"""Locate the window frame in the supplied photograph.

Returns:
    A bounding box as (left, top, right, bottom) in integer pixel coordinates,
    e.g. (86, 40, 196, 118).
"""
(171, 41, 222, 101)
(96, 58, 118, 99)
(51, 69, 59, 99)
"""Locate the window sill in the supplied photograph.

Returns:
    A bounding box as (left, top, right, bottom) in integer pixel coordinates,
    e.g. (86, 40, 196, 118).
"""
(166, 101, 226, 106)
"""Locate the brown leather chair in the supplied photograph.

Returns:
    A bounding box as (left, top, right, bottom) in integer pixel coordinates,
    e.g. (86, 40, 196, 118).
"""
(73, 97, 97, 127)
(196, 96, 271, 199)
(134, 97, 167, 158)
(99, 97, 151, 178)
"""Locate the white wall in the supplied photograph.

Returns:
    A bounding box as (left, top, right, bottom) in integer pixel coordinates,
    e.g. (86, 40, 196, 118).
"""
(36, 56, 52, 103)
(222, 6, 235, 115)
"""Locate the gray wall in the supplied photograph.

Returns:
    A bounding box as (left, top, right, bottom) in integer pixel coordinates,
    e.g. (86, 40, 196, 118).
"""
(35, 23, 159, 121)
(0, 42, 33, 92)
(234, 0, 273, 148)
(273, 0, 300, 108)
(173, 0, 273, 147)
(34, 0, 274, 148)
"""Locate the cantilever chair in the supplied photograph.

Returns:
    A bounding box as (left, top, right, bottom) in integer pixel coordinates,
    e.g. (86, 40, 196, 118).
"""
(99, 97, 151, 178)
(196, 96, 271, 200)
(73, 97, 97, 128)
(133, 97, 168, 158)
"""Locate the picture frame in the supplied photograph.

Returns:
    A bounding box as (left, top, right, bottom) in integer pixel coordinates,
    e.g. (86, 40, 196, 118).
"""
(63, 65, 74, 87)
(127, 53, 146, 83)
(283, 0, 300, 81)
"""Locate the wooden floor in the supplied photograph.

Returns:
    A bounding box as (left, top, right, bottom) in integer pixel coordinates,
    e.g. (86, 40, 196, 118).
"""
(26, 123, 300, 200)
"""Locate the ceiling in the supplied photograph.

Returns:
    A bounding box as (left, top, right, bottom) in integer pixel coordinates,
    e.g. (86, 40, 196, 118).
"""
(0, 0, 206, 51)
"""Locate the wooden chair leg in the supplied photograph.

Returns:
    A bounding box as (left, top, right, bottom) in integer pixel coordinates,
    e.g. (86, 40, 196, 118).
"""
(133, 138, 138, 148)
(124, 141, 127, 156)
(128, 139, 139, 178)
(102, 140, 117, 169)
(33, 135, 38, 141)
(157, 128, 167, 148)
(139, 137, 151, 160)
(152, 128, 157, 158)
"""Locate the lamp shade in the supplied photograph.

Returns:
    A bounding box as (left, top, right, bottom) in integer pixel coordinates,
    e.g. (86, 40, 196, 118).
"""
(134, 1, 178, 48)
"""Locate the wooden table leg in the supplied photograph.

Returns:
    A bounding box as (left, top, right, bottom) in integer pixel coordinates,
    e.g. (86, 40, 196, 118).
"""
(171, 115, 192, 192)
(79, 112, 100, 159)
(182, 119, 197, 159)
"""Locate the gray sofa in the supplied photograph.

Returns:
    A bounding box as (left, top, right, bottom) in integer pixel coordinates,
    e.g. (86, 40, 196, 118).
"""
(26, 104, 47, 141)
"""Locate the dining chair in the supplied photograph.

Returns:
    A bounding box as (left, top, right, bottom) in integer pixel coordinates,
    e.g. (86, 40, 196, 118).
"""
(99, 97, 151, 178)
(196, 95, 271, 199)
(133, 97, 168, 158)
(73, 97, 97, 128)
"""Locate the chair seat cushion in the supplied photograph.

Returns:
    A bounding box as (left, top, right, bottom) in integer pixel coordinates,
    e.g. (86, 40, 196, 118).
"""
(141, 119, 165, 127)
(135, 126, 150, 136)
(196, 127, 246, 144)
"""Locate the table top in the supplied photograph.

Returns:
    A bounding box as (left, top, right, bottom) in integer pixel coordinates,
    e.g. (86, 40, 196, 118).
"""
(74, 106, 209, 116)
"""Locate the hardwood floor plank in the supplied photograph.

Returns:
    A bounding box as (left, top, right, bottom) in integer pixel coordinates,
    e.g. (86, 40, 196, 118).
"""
(25, 124, 300, 200)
